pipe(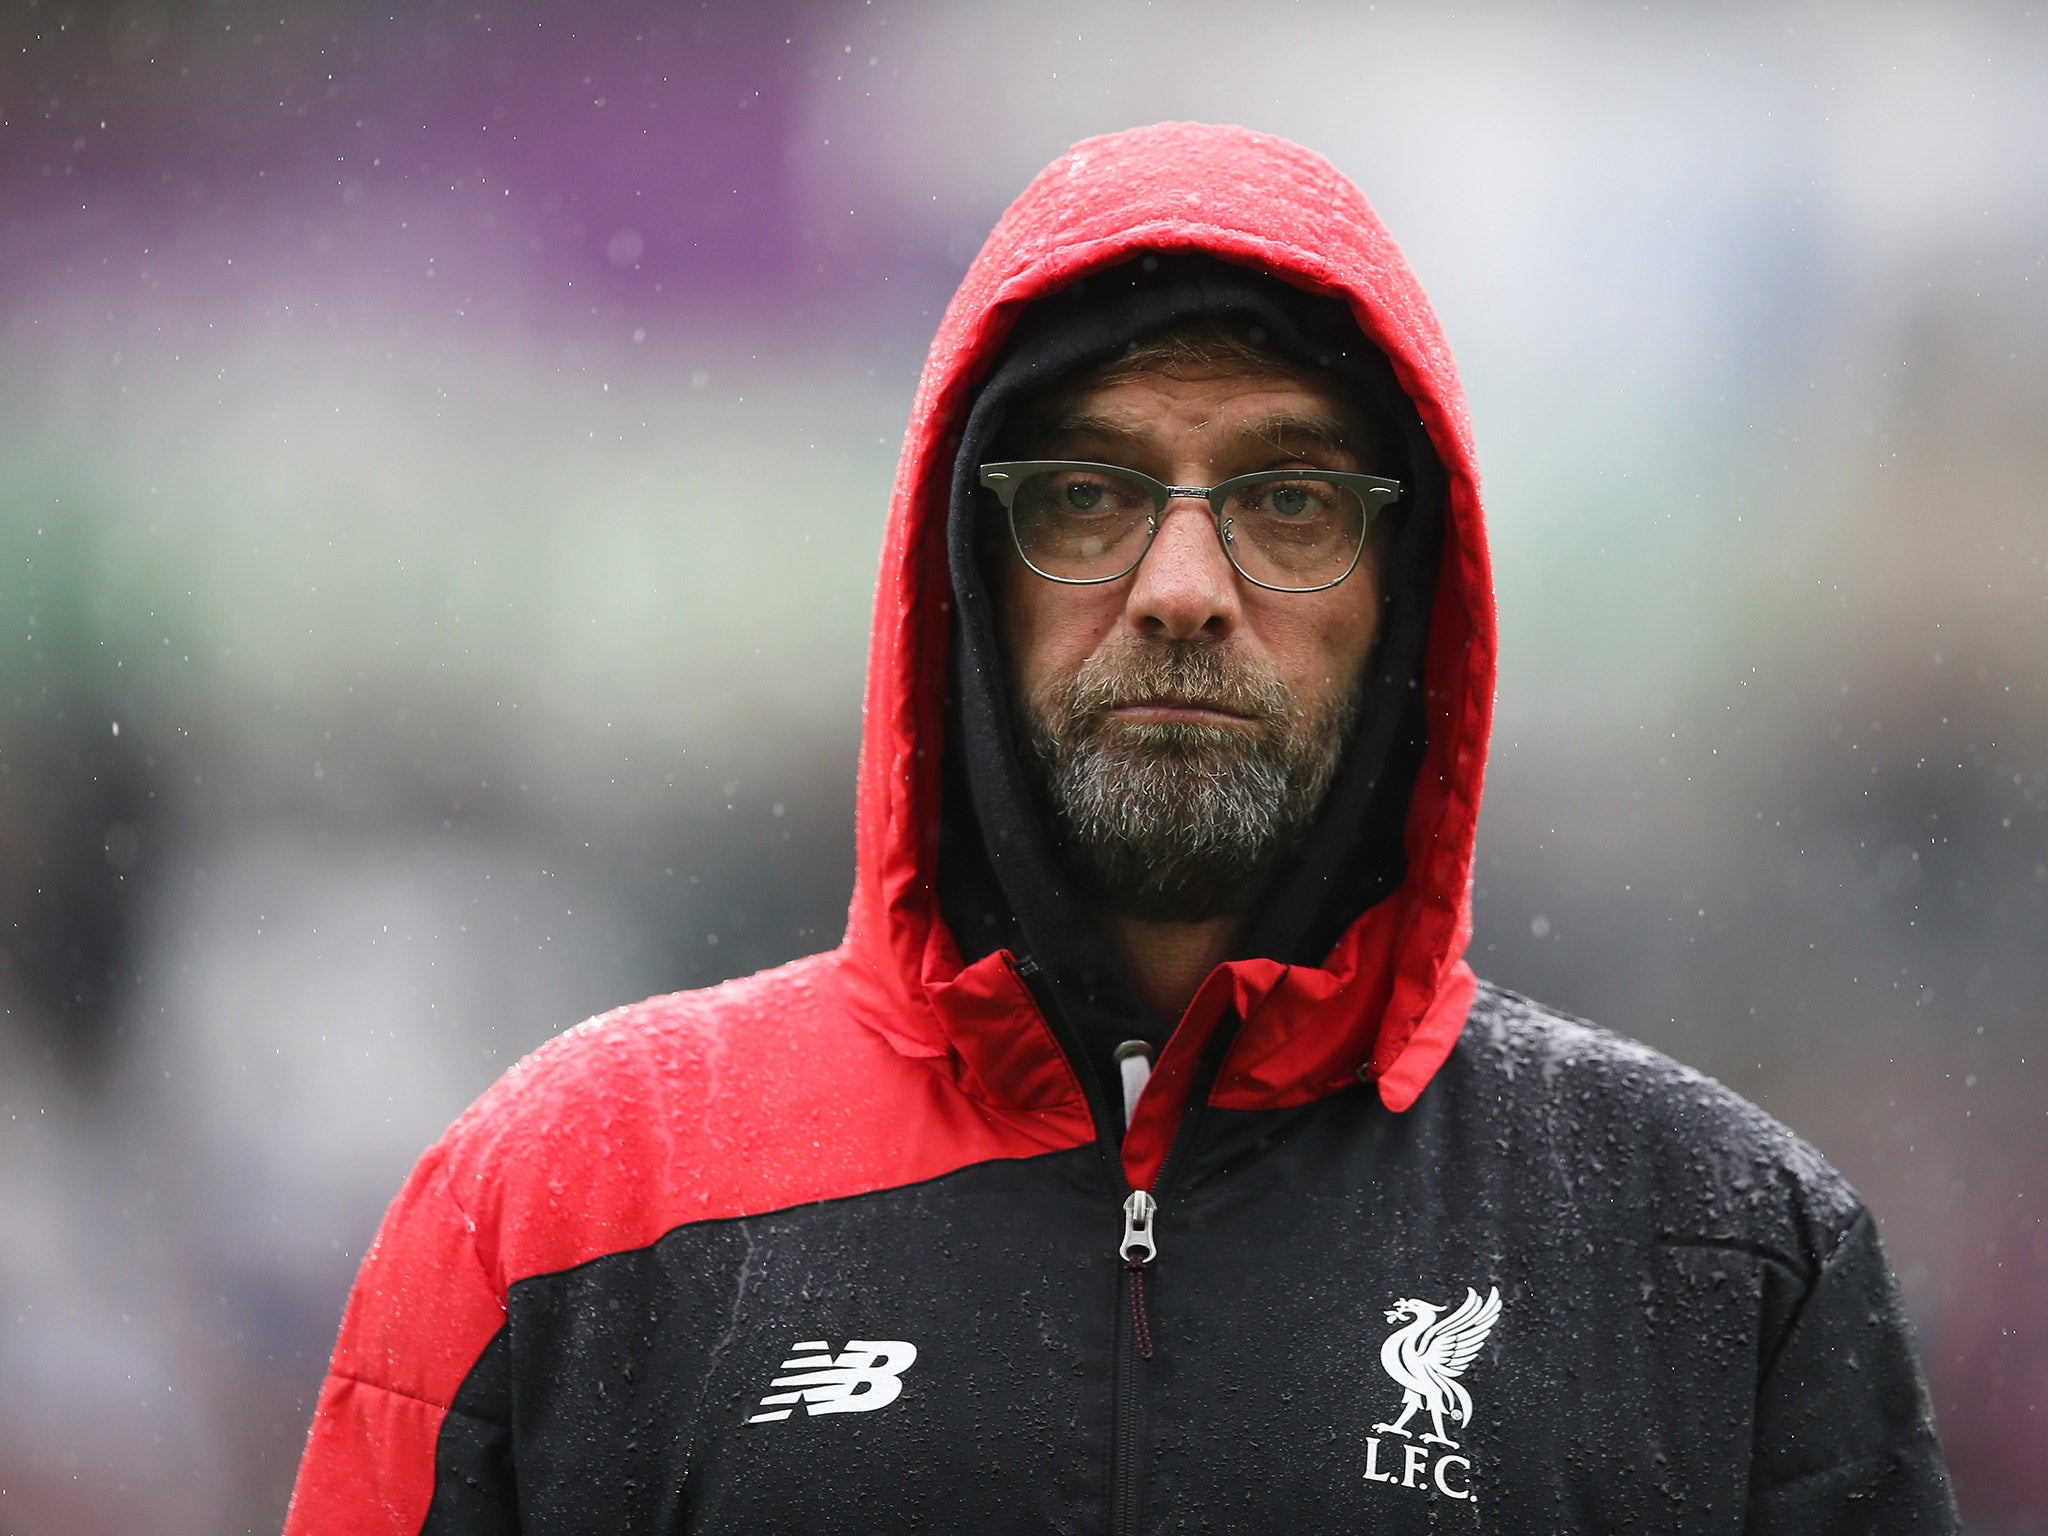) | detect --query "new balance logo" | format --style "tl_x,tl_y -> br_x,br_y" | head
746,1339 -> 918,1423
